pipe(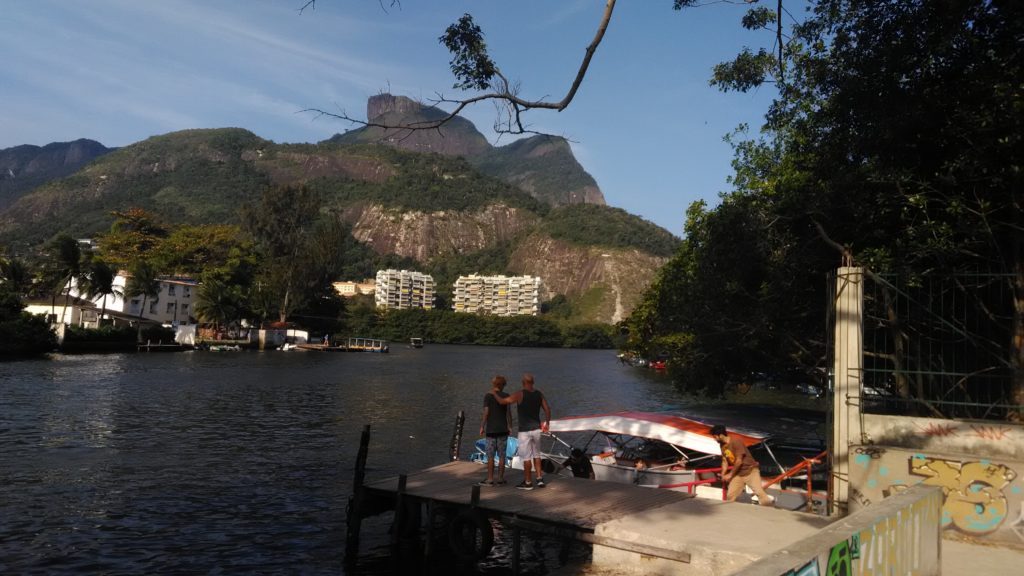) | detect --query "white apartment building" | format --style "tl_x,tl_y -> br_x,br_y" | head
69,272 -> 199,326
374,269 -> 434,310
452,274 -> 542,316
